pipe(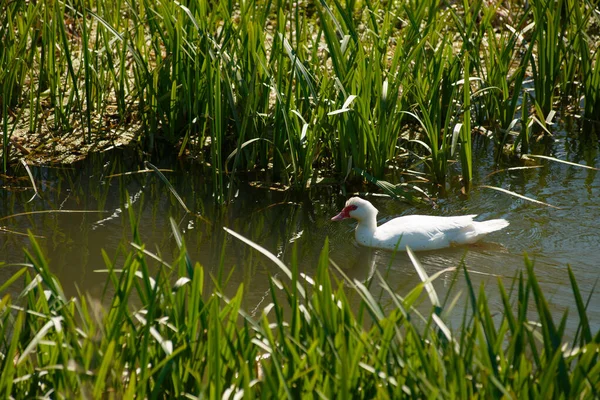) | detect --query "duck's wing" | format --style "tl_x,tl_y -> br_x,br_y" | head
377,215 -> 477,237
374,215 -> 479,250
